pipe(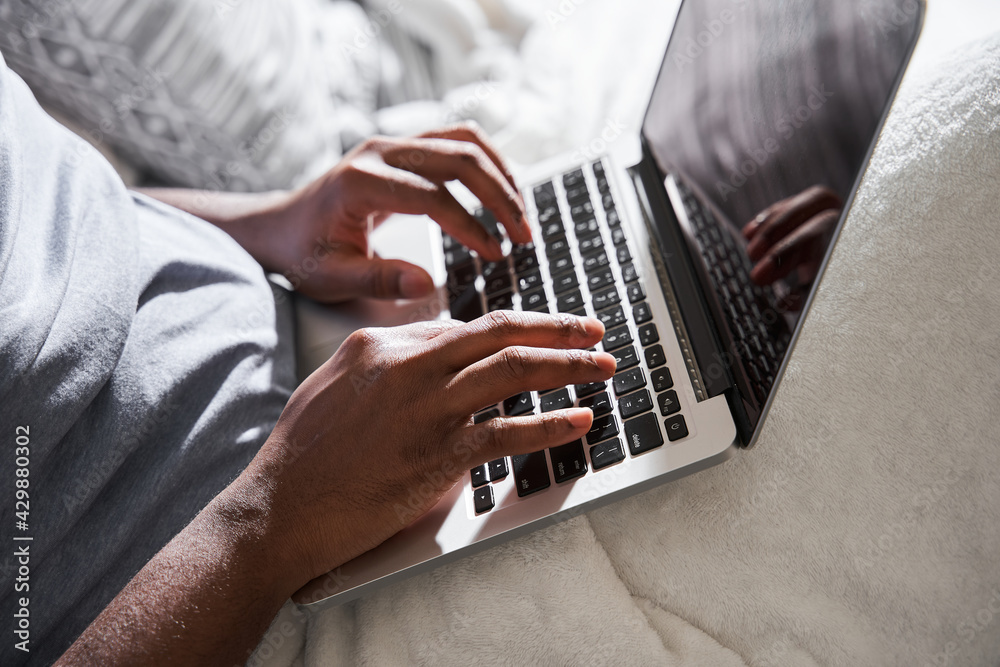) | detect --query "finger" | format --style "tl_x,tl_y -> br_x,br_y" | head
360,164 -> 505,261
448,346 -> 617,415
745,185 -> 842,261
431,310 -> 606,370
383,137 -> 530,245
749,209 -> 840,284
454,408 -> 595,464
353,256 -> 436,300
419,123 -> 521,202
